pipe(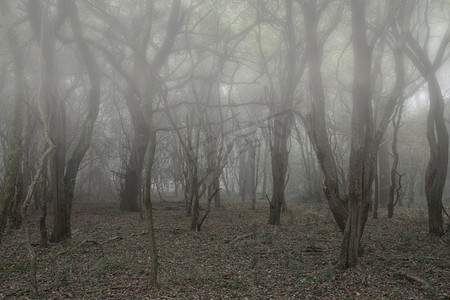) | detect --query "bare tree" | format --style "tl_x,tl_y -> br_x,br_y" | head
60,0 -> 102,239
299,0 -> 406,268
87,0 -> 184,211
267,0 -> 302,225
298,0 -> 347,232
397,0 -> 450,236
